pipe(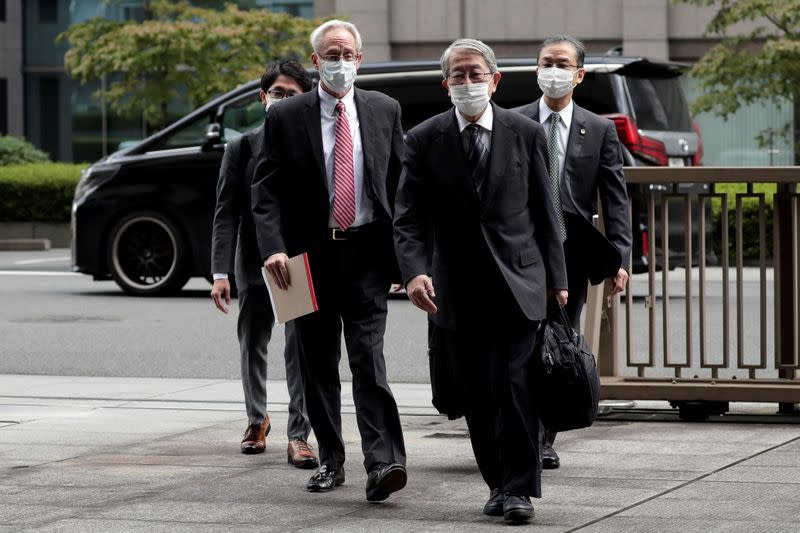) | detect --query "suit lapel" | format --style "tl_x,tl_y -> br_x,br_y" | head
564,104 -> 587,182
353,89 -> 376,187
303,91 -> 326,183
530,99 -> 541,122
481,104 -> 515,209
